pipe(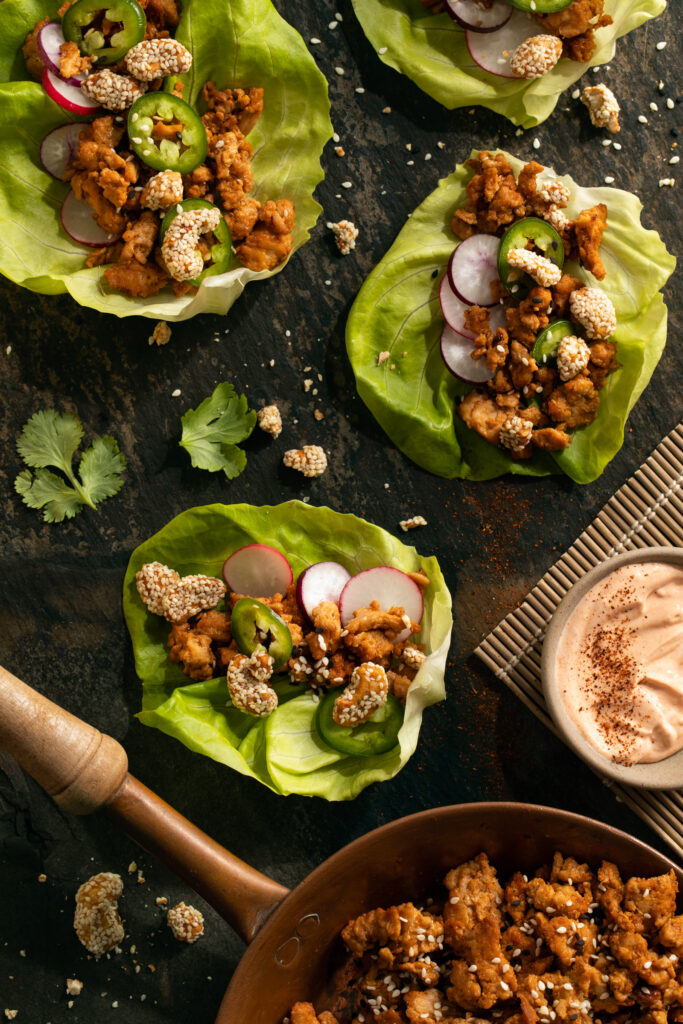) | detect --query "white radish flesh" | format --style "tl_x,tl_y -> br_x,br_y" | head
339,567 -> 424,643
466,10 -> 538,78
445,0 -> 511,32
448,234 -> 500,307
40,123 -> 84,180
222,544 -> 293,598
296,562 -> 352,620
60,190 -> 121,247
439,273 -> 506,339
441,323 -> 494,383
42,67 -> 100,115
37,22 -> 83,84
